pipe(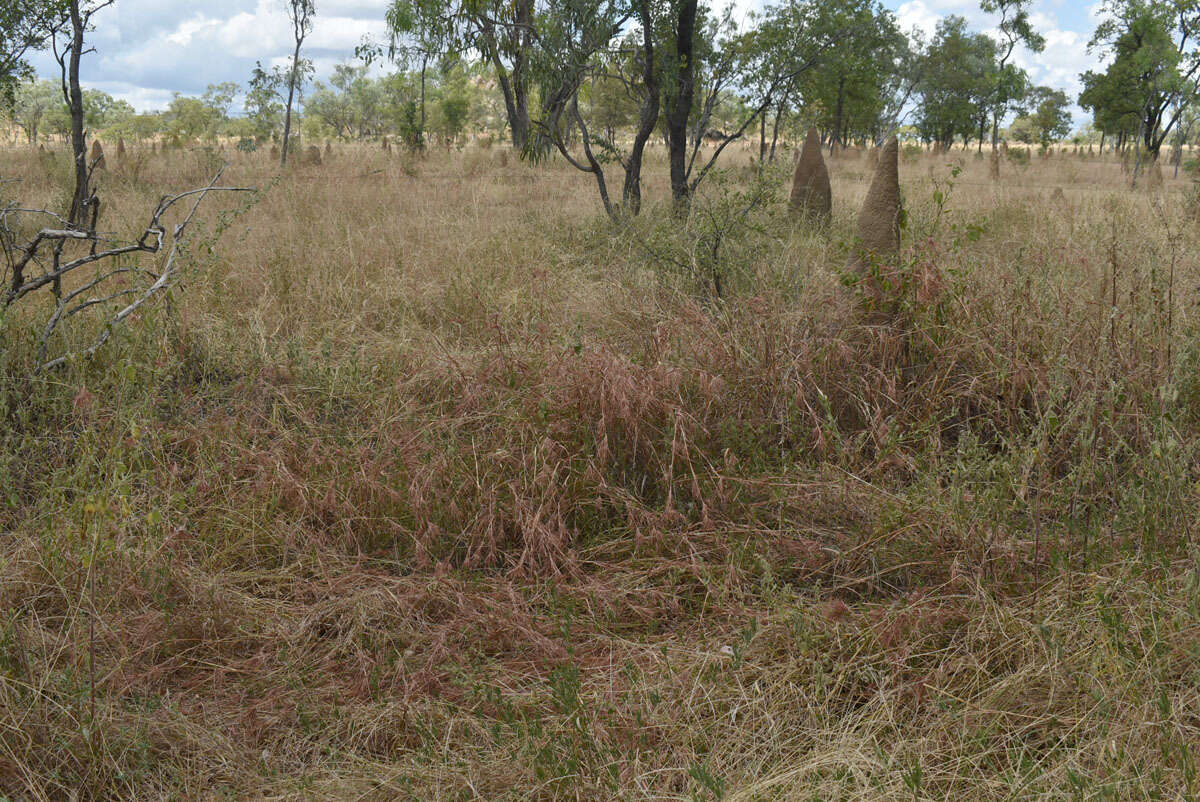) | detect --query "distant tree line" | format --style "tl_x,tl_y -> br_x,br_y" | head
5,0 -> 1200,175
